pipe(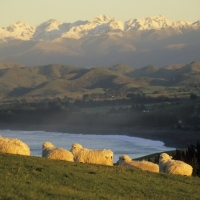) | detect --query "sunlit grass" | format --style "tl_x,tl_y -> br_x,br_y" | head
0,153 -> 200,199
